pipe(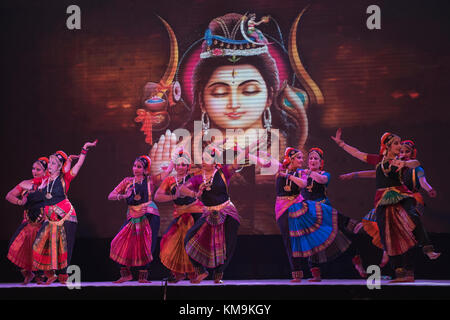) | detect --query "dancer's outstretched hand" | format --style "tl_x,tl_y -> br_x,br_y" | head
331,128 -> 344,146
83,139 -> 98,150
428,189 -> 437,198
